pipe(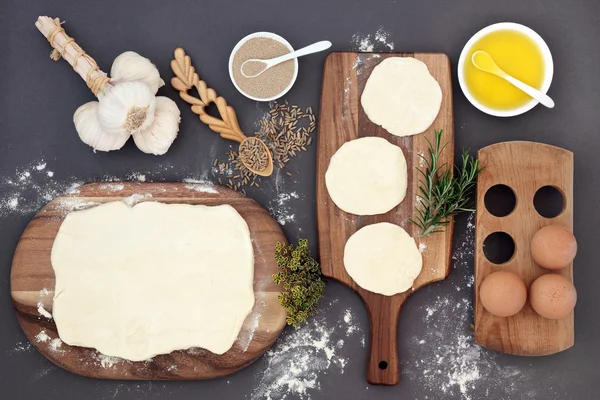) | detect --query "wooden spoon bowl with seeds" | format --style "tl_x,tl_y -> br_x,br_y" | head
170,48 -> 273,177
